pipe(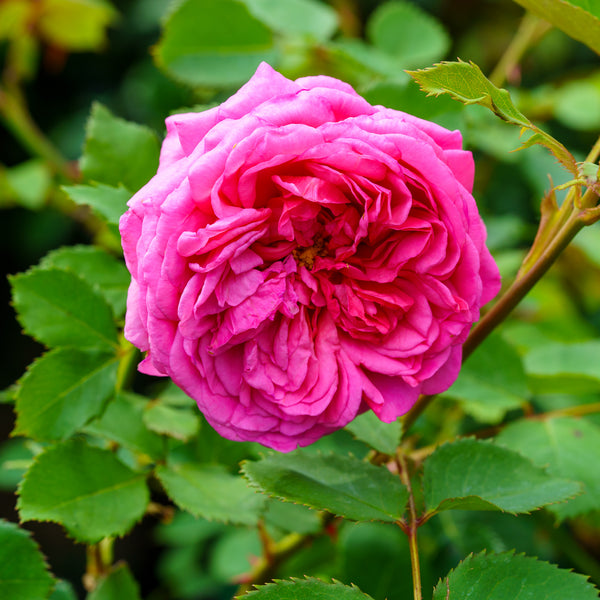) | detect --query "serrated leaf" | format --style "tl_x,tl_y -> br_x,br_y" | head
524,340 -> 600,394
39,245 -> 130,318
243,0 -> 338,41
433,551 -> 600,599
0,519 -> 54,600
18,439 -> 149,543
143,402 -> 200,441
242,452 -> 408,522
153,0 -> 276,87
496,417 -> 600,520
87,563 -> 142,600
14,348 -> 118,441
38,0 -> 117,52
409,60 -> 578,175
367,1 -> 450,68
423,438 -> 580,515
62,184 -> 131,227
80,103 -> 159,192
84,393 -> 165,460
156,463 -> 265,525
344,411 -> 401,455
242,577 -> 376,600
10,267 -> 118,350
513,0 -> 600,55
444,333 -> 528,423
